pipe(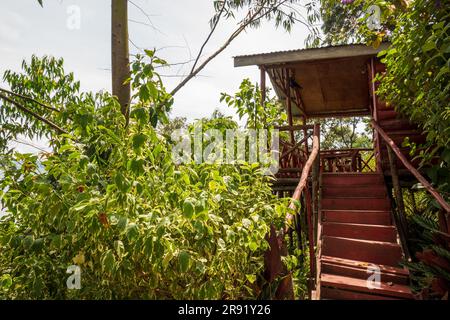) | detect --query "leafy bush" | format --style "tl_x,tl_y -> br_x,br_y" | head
0,54 -> 288,299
